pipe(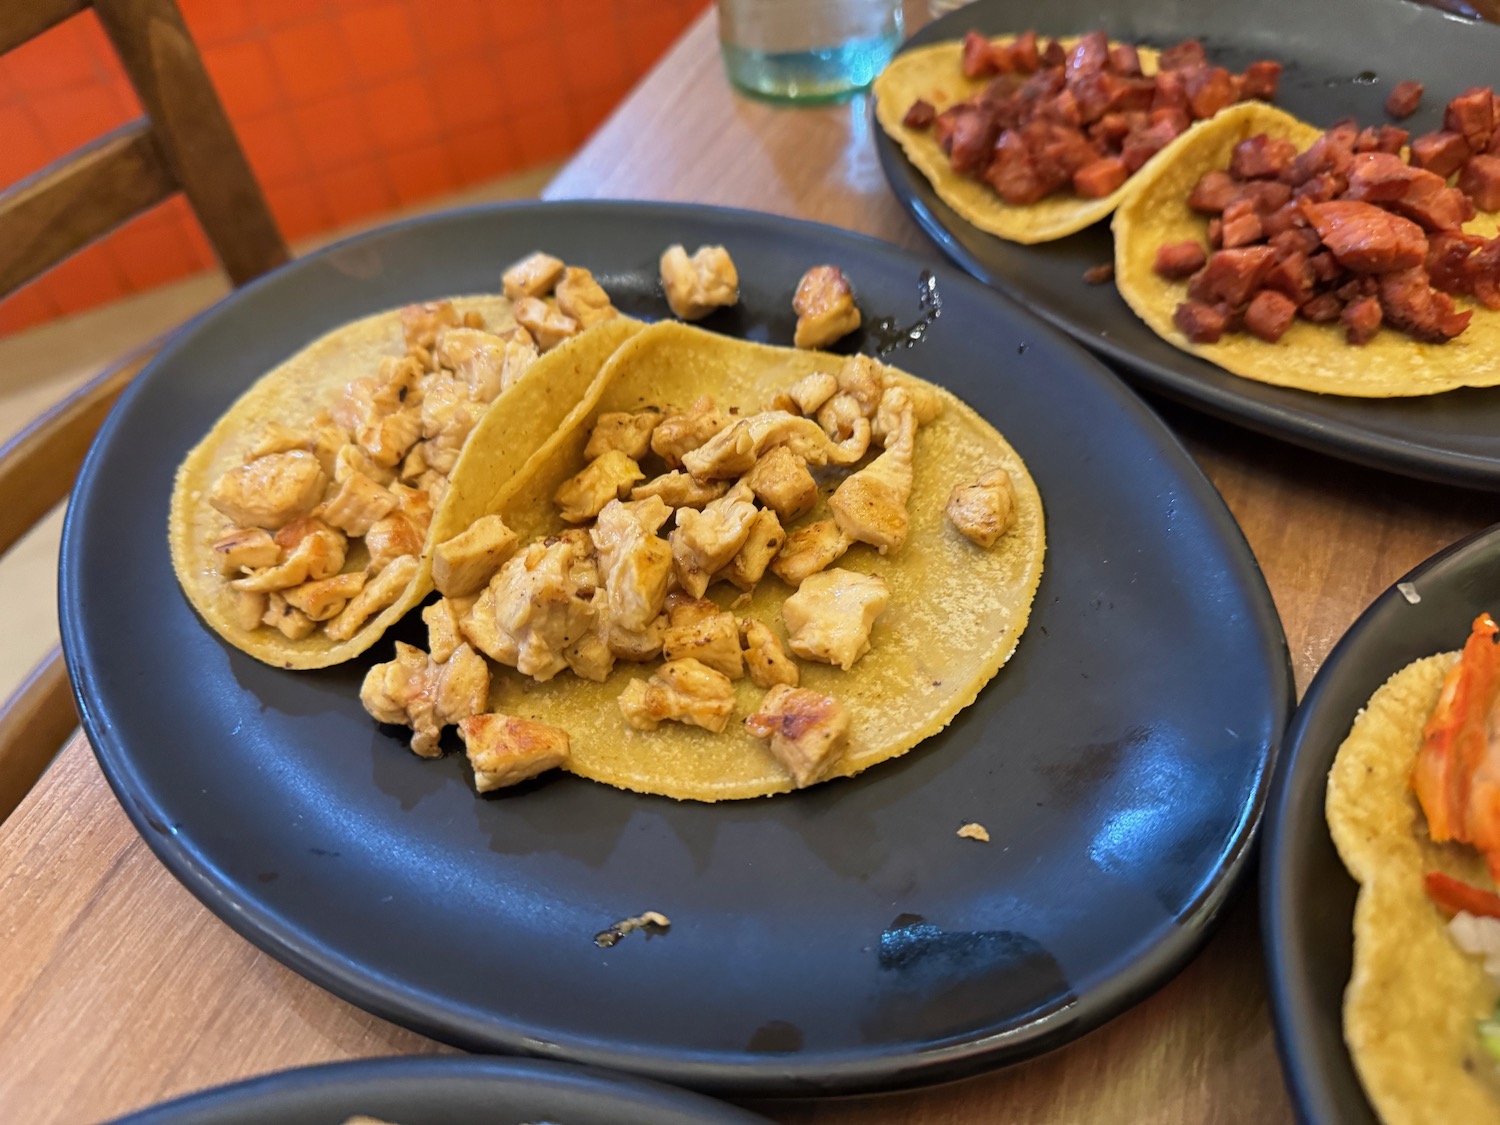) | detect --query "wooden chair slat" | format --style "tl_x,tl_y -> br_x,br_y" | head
93,0 -> 289,286
0,0 -> 88,56
0,121 -> 175,298
0,648 -> 76,823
